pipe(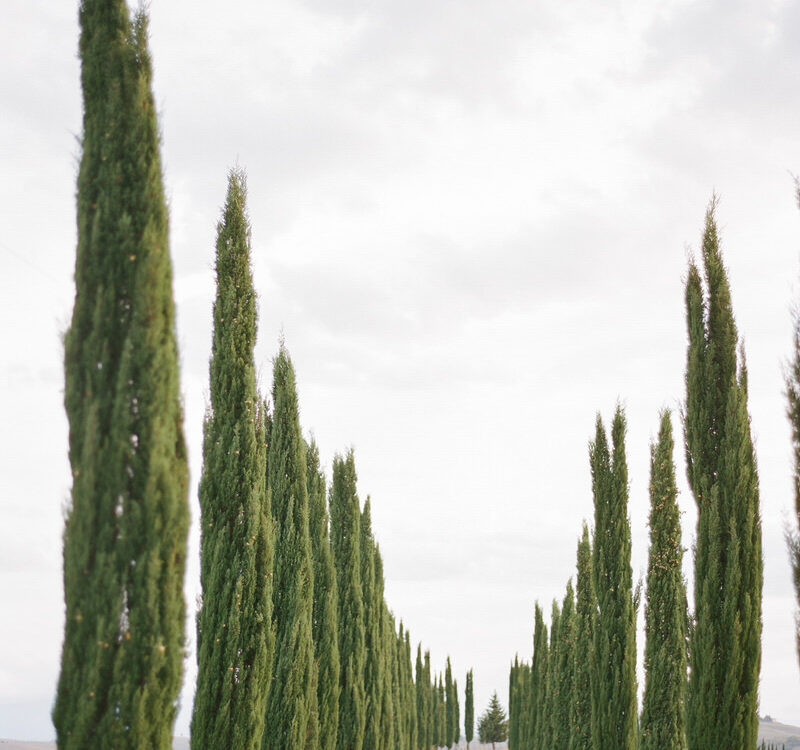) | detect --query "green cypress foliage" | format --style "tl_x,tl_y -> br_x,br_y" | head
452,678 -> 459,747
554,582 -> 576,749
684,202 -> 762,750
264,347 -> 318,750
530,604 -> 549,750
542,600 -> 560,748
590,410 -> 638,750
464,669 -> 474,749
191,171 -> 273,750
361,498 -> 383,750
308,439 -> 341,750
445,658 -> 454,747
641,411 -> 687,750
415,646 -> 426,750
432,674 -> 443,748
569,524 -> 594,750
516,662 -> 530,750
404,631 -> 418,750
424,651 -> 434,749
375,558 -> 393,750
508,657 -> 520,750
390,617 -> 404,750
53,4 -> 188,748
330,451 -> 367,750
